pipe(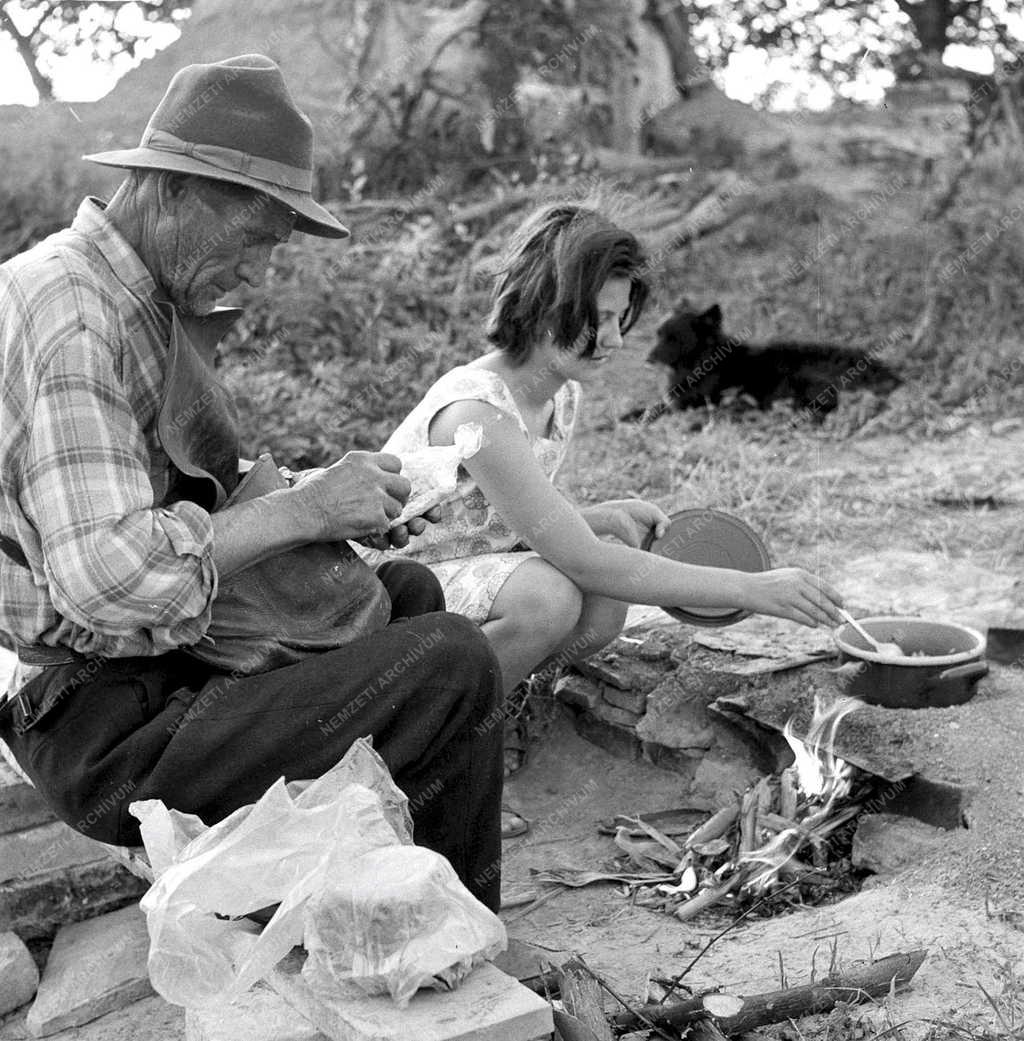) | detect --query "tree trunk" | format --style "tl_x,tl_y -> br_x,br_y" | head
477,4 -> 527,156
644,0 -> 700,94
895,0 -> 954,59
0,4 -> 53,101
608,0 -> 643,153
